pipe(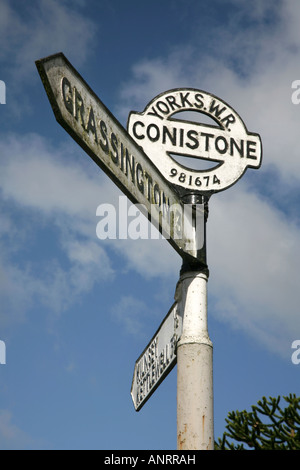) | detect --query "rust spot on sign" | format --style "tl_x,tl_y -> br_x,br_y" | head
177,424 -> 187,450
